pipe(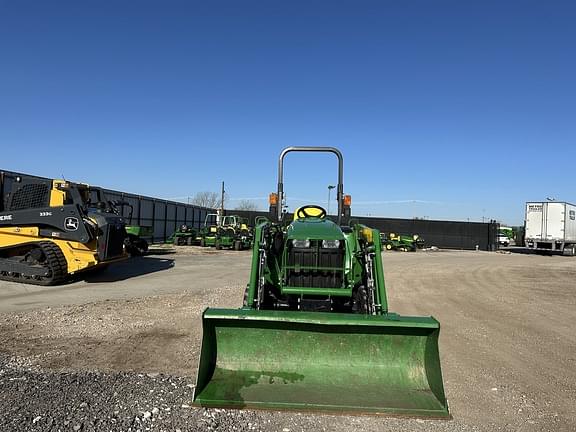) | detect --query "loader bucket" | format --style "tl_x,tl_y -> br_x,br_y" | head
193,308 -> 450,418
